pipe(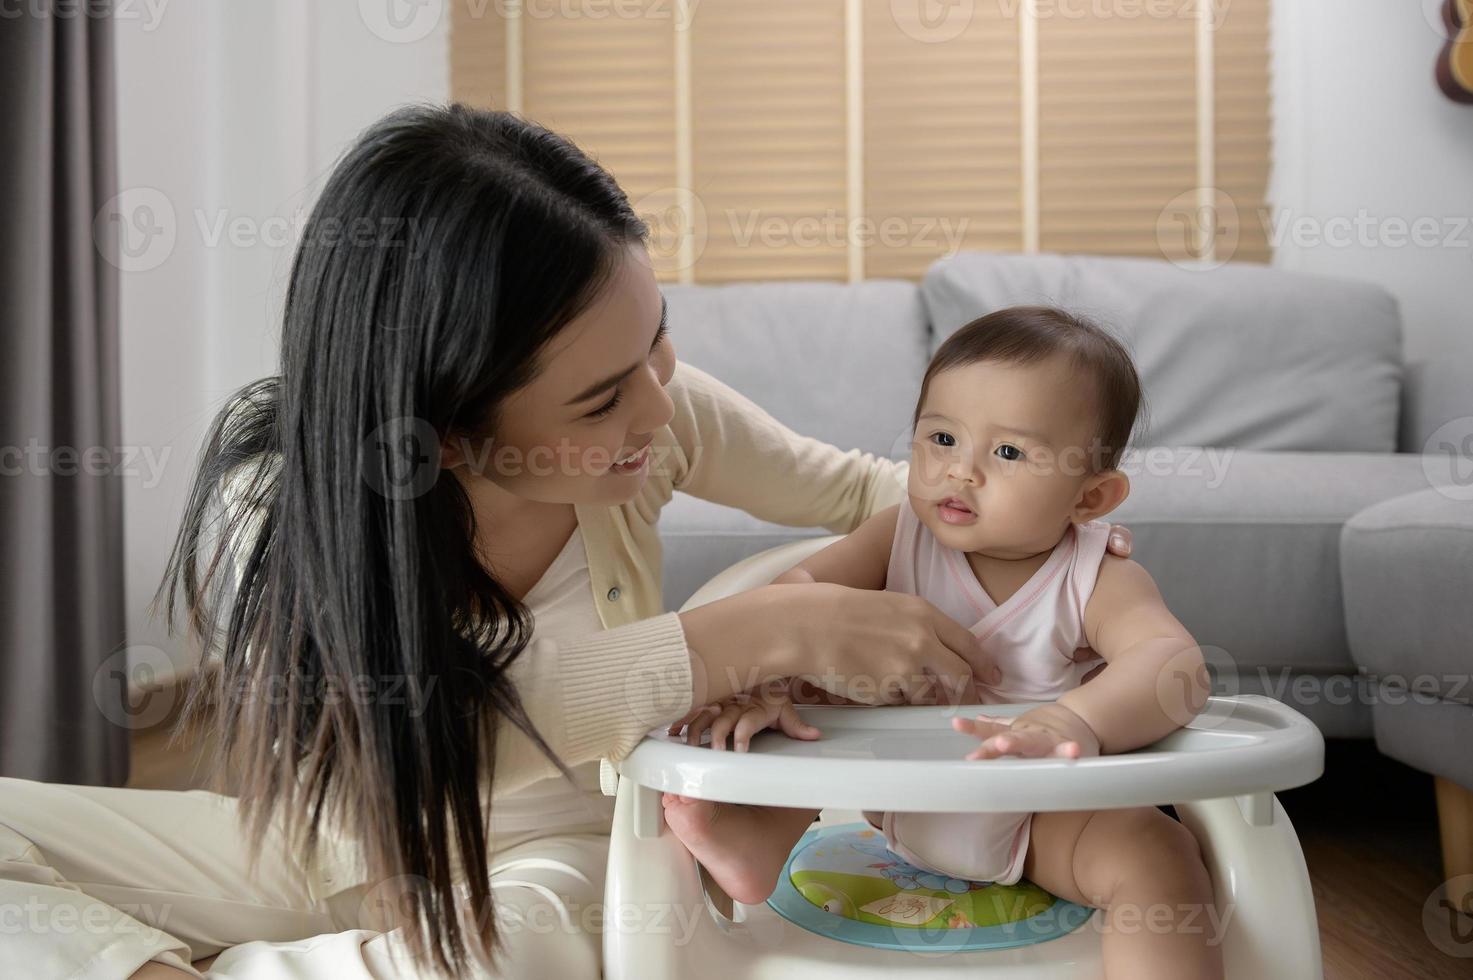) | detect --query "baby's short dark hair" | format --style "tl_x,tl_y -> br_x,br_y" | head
914,305 -> 1143,471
